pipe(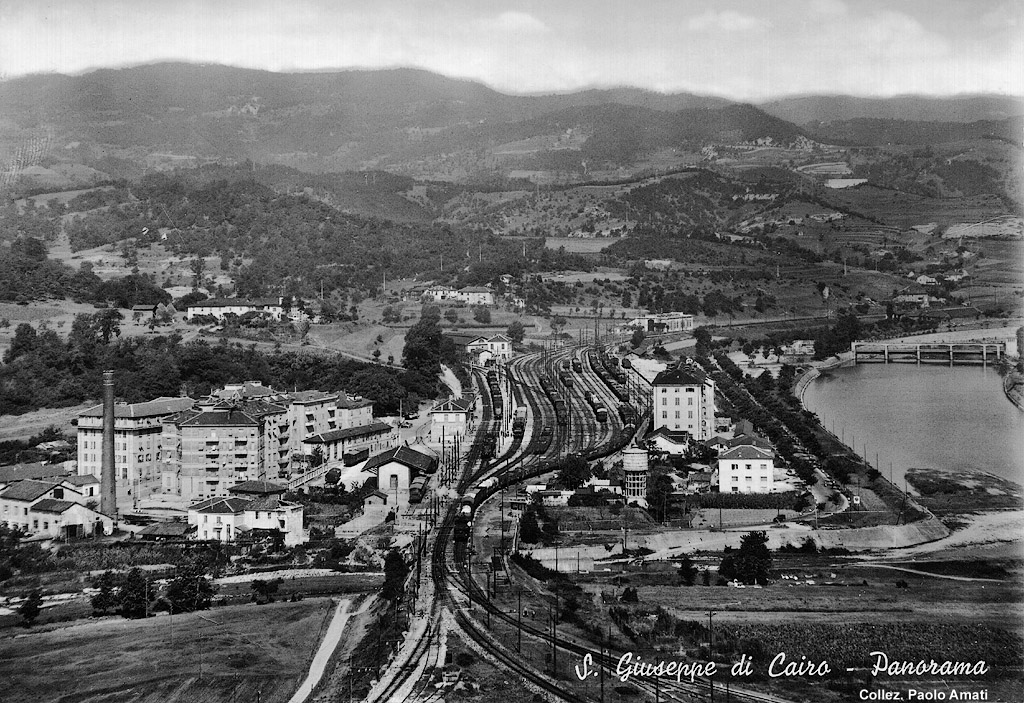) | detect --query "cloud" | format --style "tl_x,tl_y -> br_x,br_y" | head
479,11 -> 549,34
686,10 -> 768,33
